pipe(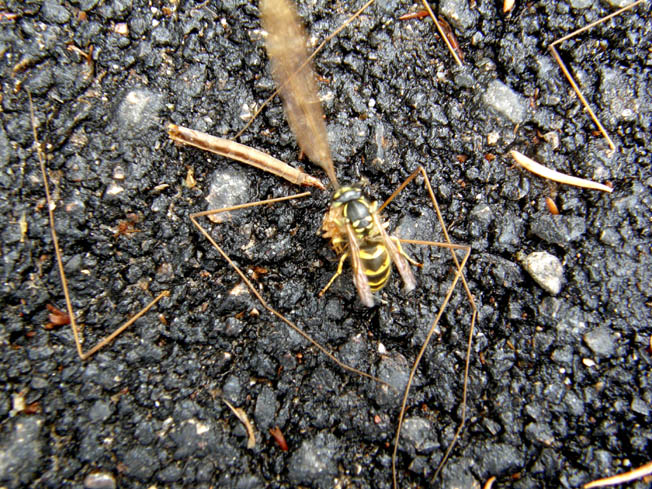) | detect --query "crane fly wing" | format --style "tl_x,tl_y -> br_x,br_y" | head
371,213 -> 416,293
260,0 -> 338,186
345,224 -> 374,307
